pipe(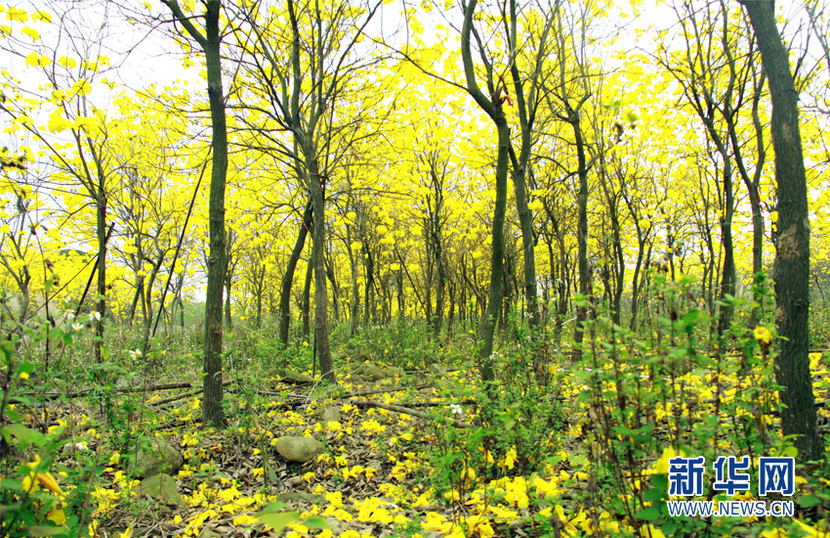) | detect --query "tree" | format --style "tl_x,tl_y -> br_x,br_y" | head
458,0 -> 511,381
160,0 -> 229,428
232,0 -> 383,381
0,2 -> 126,364
740,0 -> 823,461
